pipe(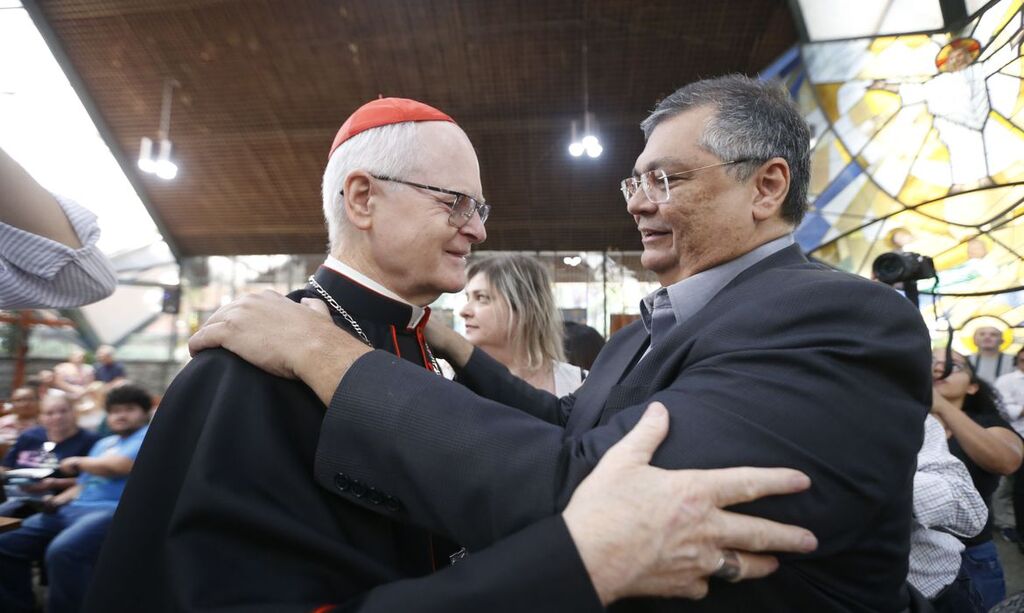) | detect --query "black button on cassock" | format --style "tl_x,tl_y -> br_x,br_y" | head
351,480 -> 368,498
333,473 -> 351,492
368,488 -> 384,505
384,496 -> 402,512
